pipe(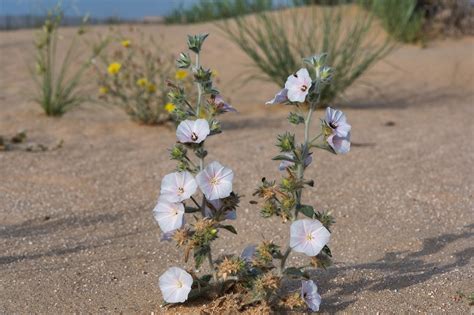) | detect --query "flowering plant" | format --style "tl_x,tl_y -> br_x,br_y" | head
154,35 -> 351,313
90,28 -> 194,125
250,52 -> 351,312
154,33 -> 240,305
